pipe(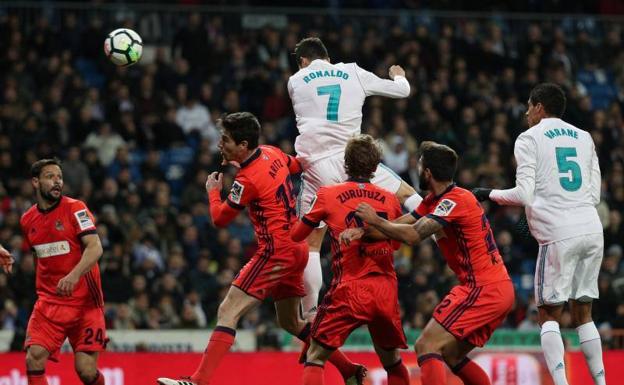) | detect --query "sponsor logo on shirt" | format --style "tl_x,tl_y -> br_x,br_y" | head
33,241 -> 70,258
433,199 -> 456,217
74,209 -> 94,230
229,181 -> 245,204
